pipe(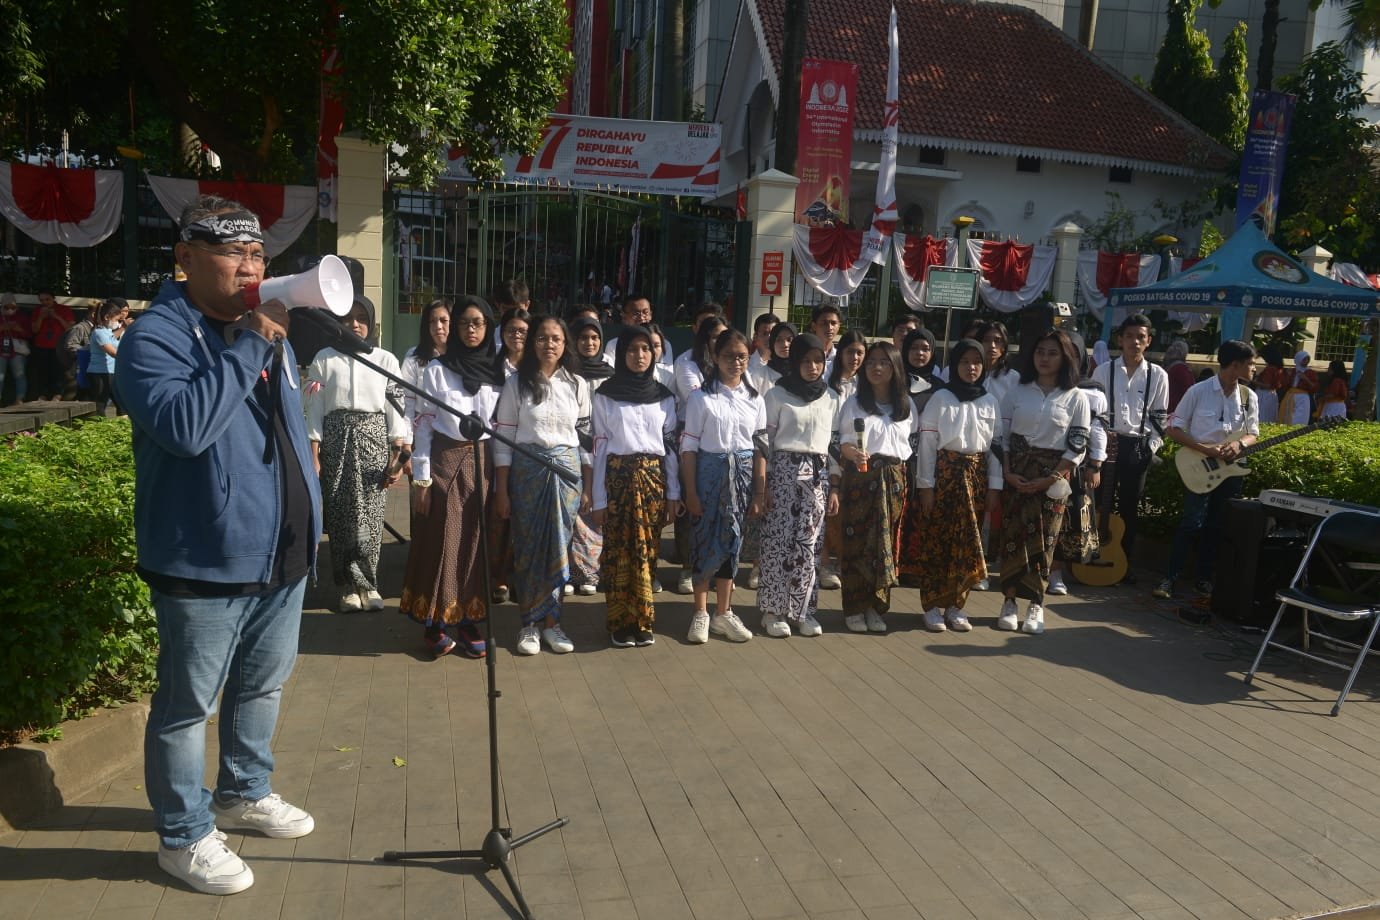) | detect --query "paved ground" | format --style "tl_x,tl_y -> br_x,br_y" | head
5,490 -> 1380,920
